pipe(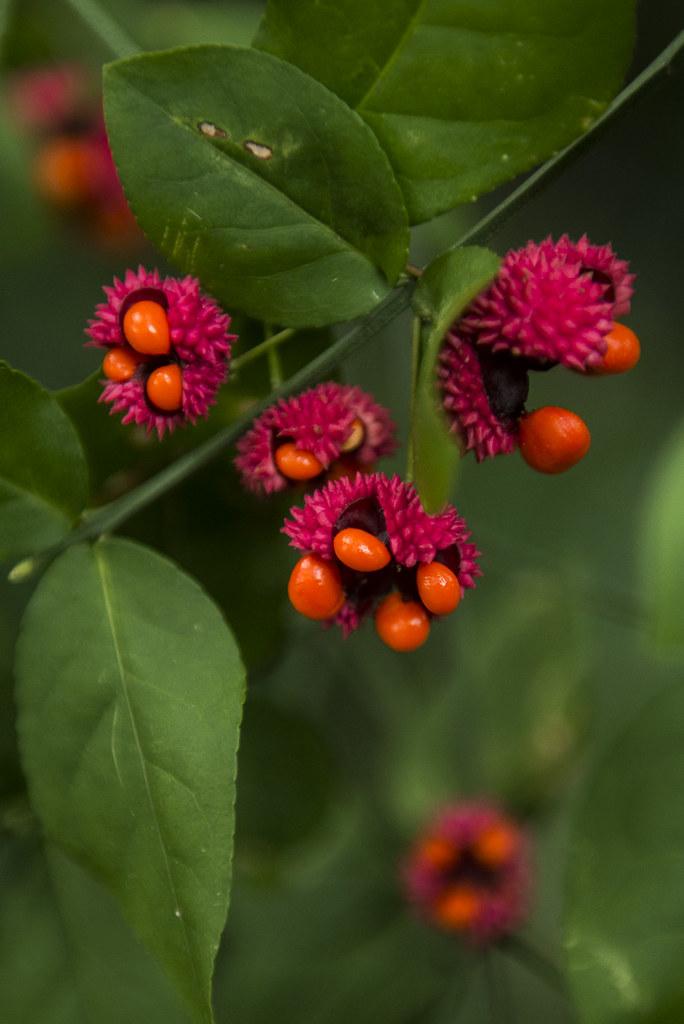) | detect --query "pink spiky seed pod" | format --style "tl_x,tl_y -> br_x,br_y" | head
462,238 -> 614,372
439,330 -> 529,462
86,266 -> 235,438
283,472 -> 480,645
6,63 -> 91,132
552,234 -> 635,319
234,382 -> 396,495
403,802 -> 531,943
